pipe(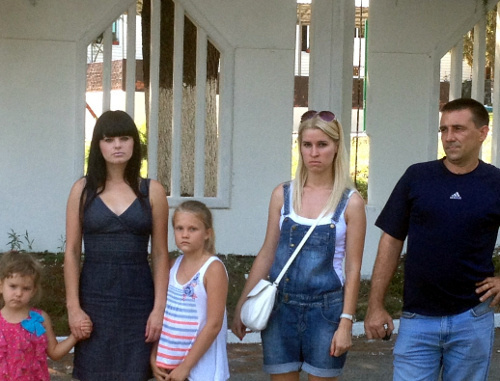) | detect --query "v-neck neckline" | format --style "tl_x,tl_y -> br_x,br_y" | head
97,196 -> 138,217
